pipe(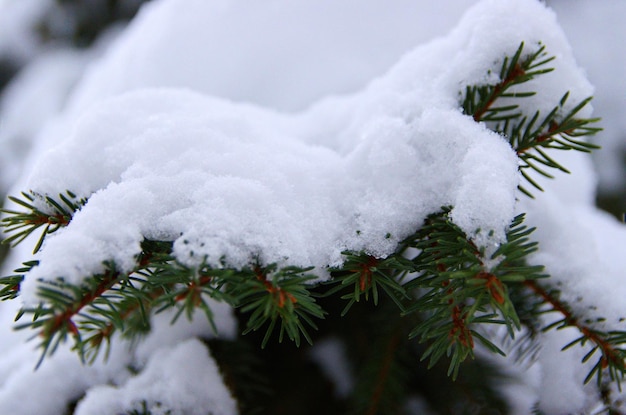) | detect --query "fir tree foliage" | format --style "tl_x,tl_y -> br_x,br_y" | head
1,190 -> 85,253
0,40 -> 622,412
461,42 -> 601,197
402,209 -> 545,380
